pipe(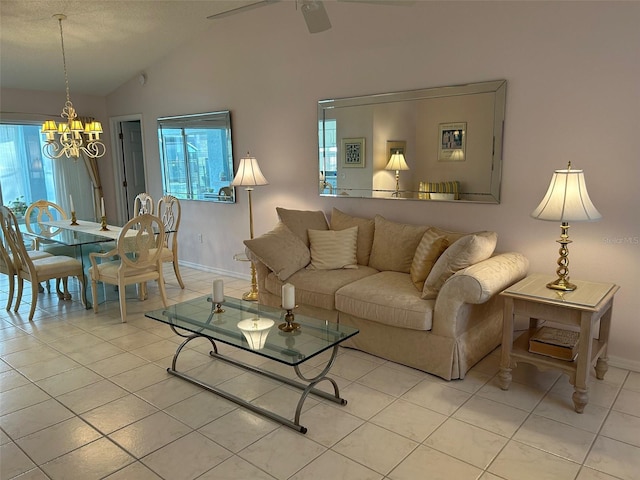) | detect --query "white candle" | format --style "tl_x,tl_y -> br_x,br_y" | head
282,283 -> 295,310
69,194 -> 75,212
213,279 -> 224,303
100,197 -> 105,217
